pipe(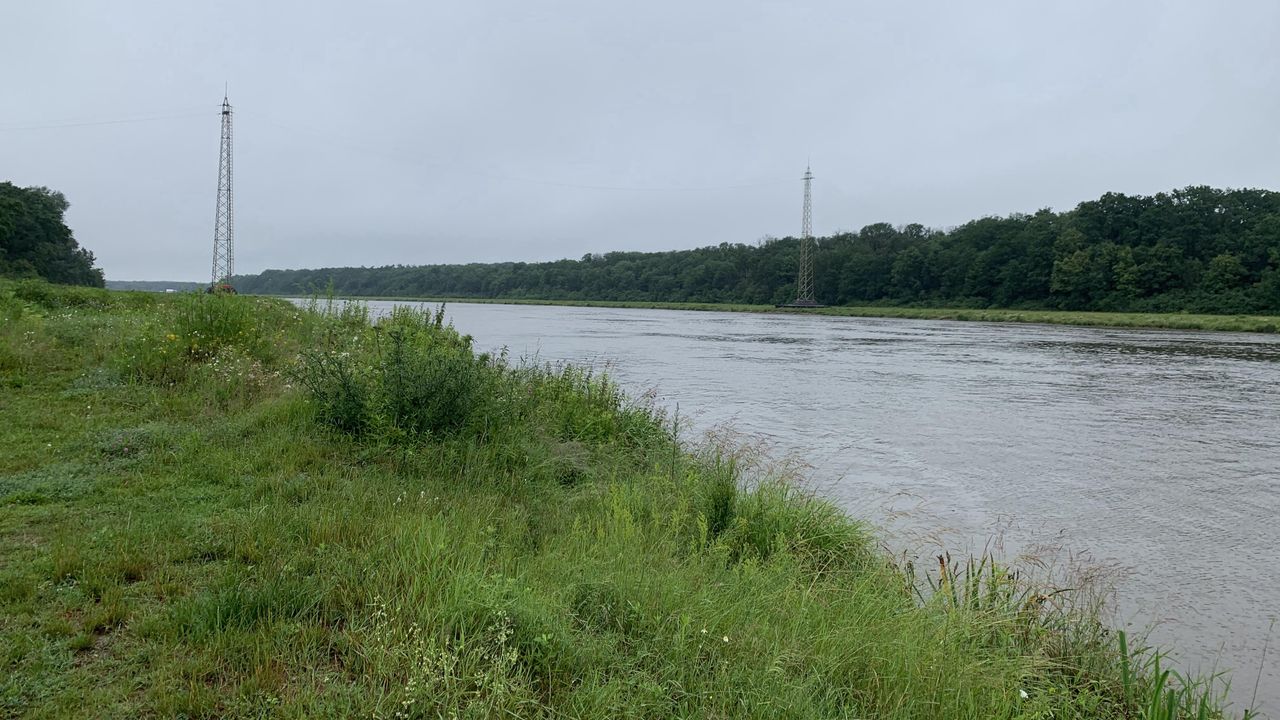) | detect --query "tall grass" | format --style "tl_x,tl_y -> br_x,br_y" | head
0,279 -> 1251,718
